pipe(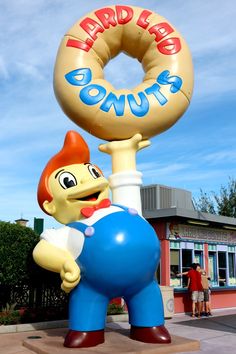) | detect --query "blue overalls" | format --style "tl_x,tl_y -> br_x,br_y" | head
67,205 -> 164,331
